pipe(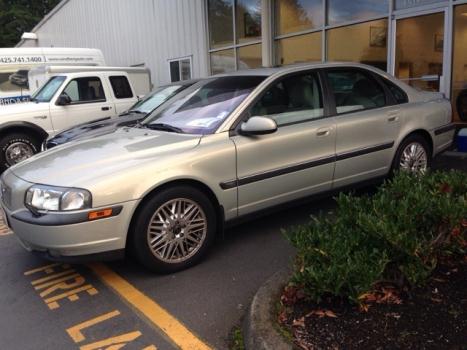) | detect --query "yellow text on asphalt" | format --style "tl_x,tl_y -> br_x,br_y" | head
67,309 -> 158,350
24,263 -> 98,309
88,263 -> 212,350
